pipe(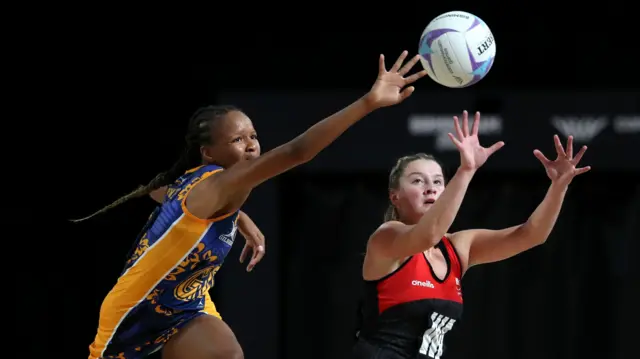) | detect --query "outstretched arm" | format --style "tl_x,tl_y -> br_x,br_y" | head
187,51 -> 427,220
450,135 -> 591,272
367,112 -> 504,260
